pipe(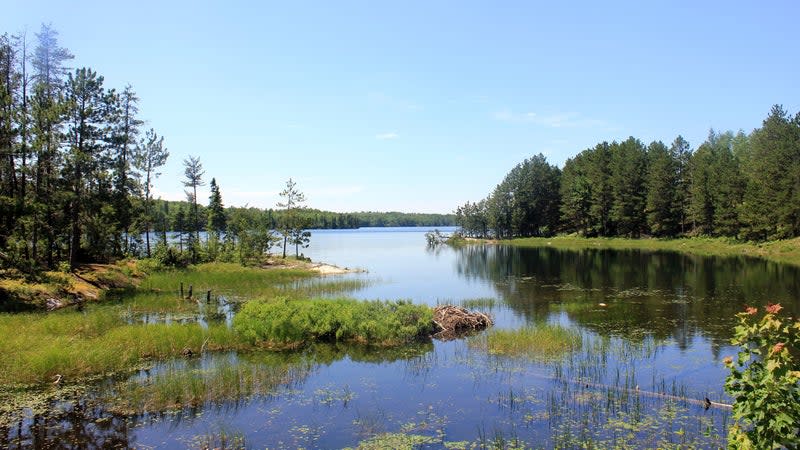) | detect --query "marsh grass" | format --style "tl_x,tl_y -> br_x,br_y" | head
470,325 -> 582,360
139,262 -> 315,297
458,297 -> 497,310
104,354 -> 312,414
280,277 -> 373,298
0,262 -> 365,386
0,307 -> 247,385
234,298 -> 435,348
